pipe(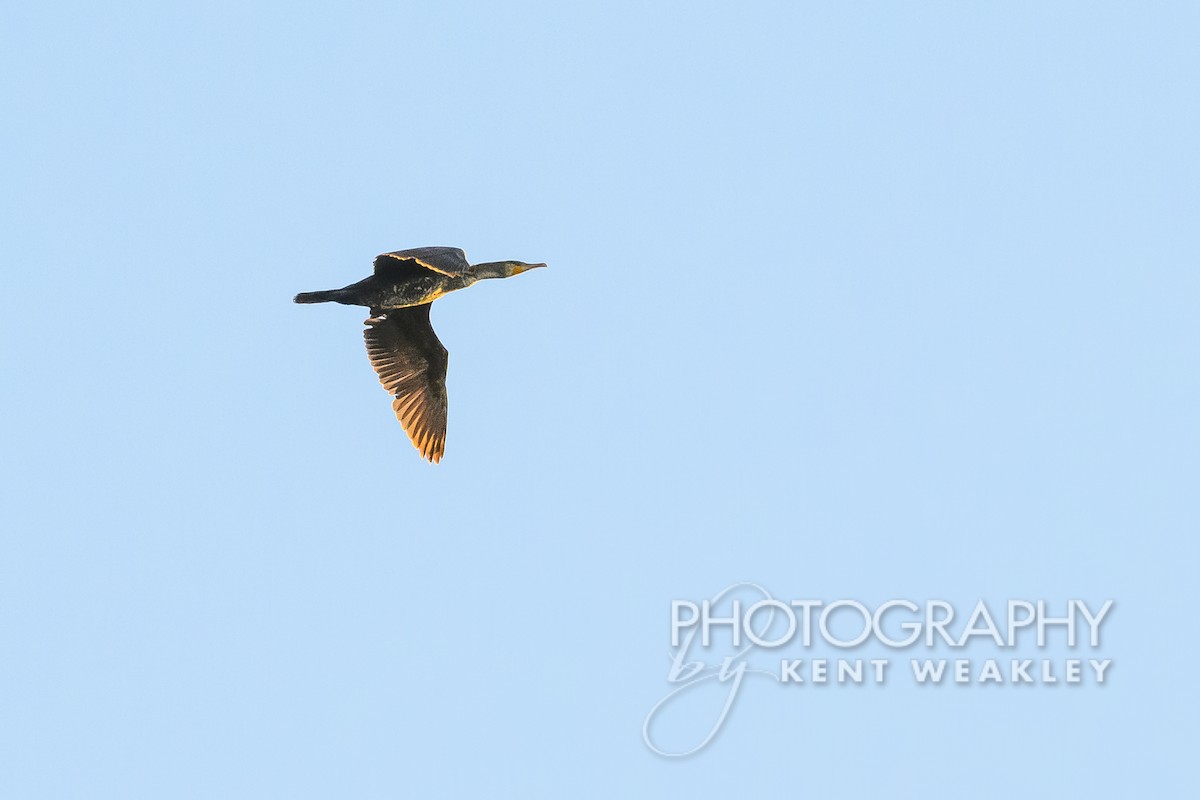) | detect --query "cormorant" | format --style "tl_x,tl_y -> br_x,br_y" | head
295,247 -> 546,463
